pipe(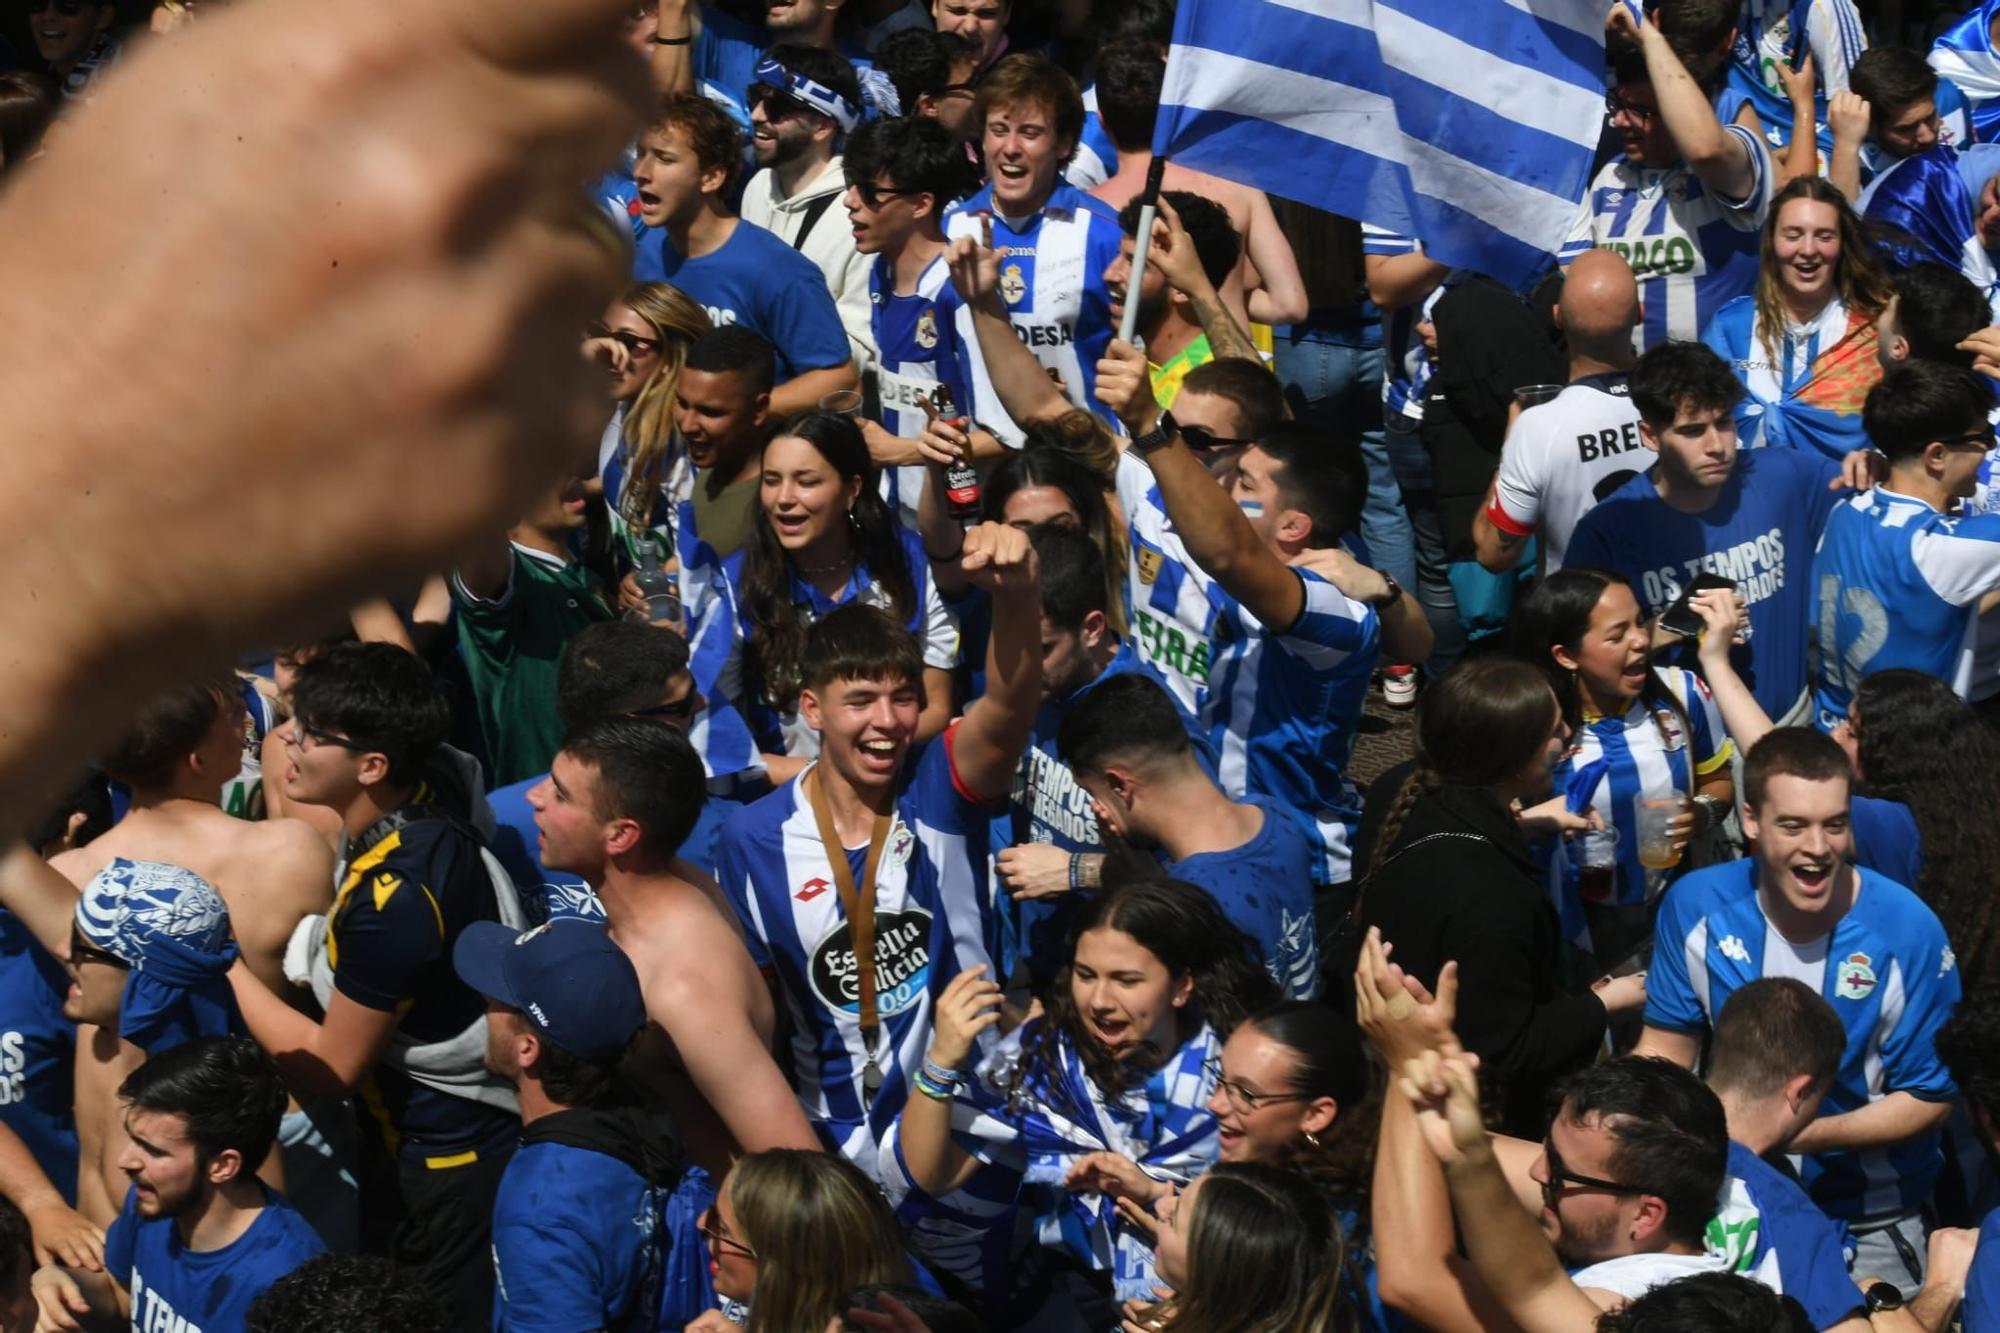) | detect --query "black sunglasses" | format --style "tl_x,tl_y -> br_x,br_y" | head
1938,425 -> 1998,451
1541,1133 -> 1640,1208
628,695 -> 696,724
747,82 -> 811,121
1180,422 -> 1258,452
69,928 -> 127,971
587,323 -> 662,357
849,180 -> 923,211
